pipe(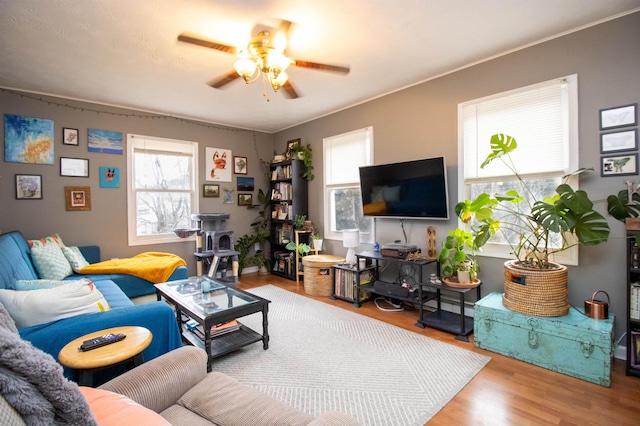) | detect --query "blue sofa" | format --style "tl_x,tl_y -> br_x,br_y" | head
0,230 -> 184,380
70,241 -> 189,299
